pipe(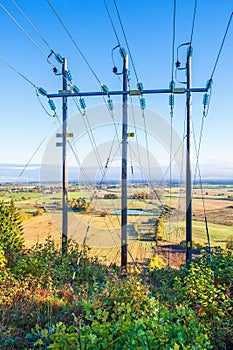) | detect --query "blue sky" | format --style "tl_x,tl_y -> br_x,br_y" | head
0,0 -> 232,180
